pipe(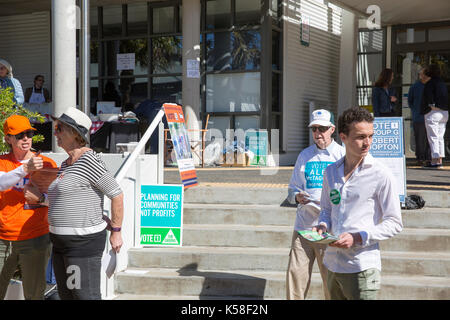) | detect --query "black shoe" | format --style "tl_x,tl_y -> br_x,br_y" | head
423,163 -> 442,168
